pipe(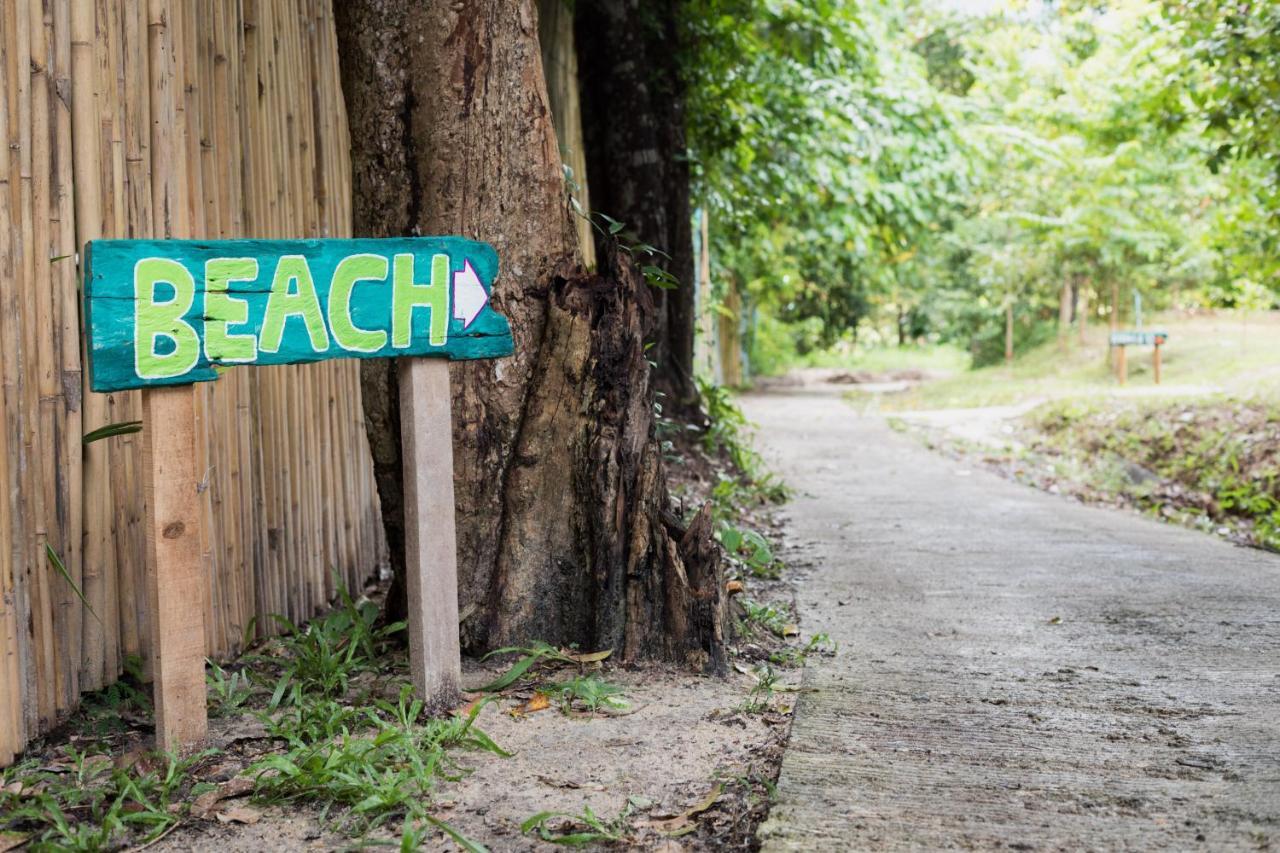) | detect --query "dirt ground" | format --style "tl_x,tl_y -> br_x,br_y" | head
149,659 -> 793,852
743,382 -> 1280,851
